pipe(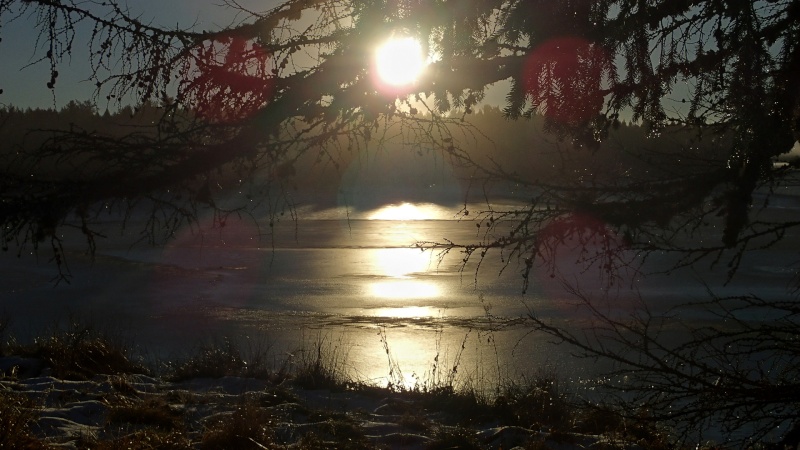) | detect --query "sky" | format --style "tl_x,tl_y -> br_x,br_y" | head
0,0 -> 283,109
0,0 -> 511,111
0,0 -> 521,113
